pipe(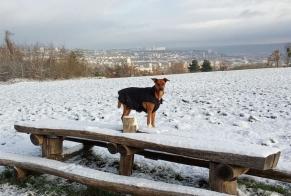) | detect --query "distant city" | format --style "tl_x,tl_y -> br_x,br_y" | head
73,42 -> 291,73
